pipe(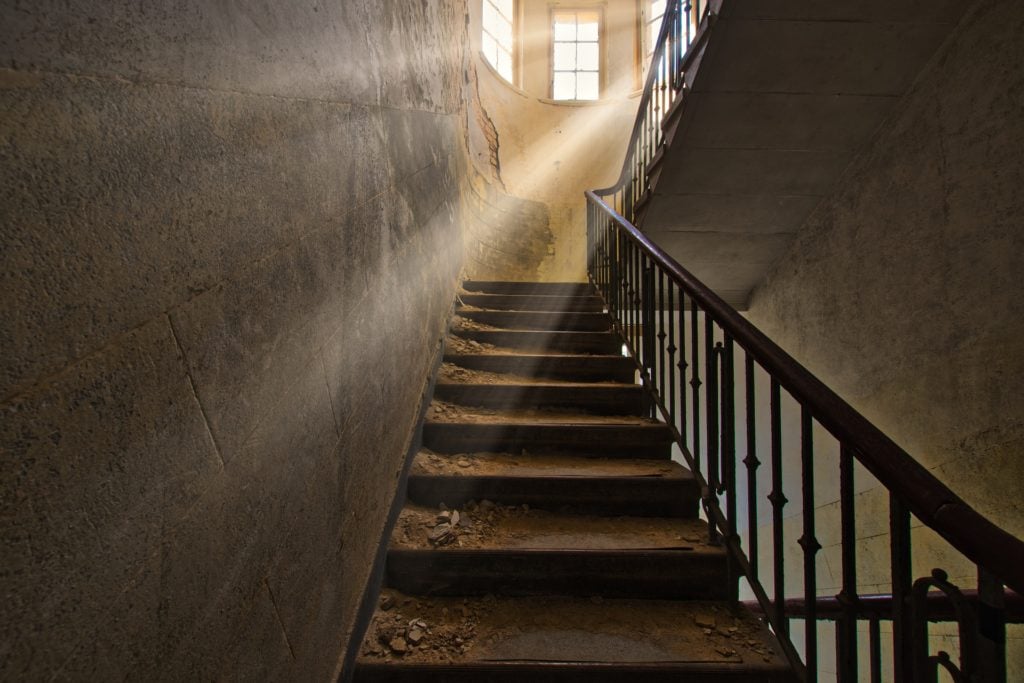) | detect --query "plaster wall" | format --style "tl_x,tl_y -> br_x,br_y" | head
744,0 -> 1024,675
464,0 -> 638,281
1,1 -> 467,679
